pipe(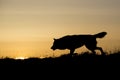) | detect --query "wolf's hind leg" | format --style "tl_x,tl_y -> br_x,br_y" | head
91,50 -> 96,54
96,47 -> 105,55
